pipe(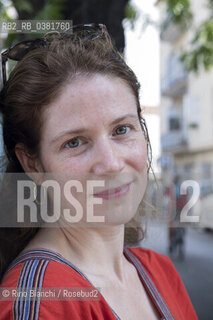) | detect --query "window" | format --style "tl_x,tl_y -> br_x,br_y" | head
169,117 -> 181,130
